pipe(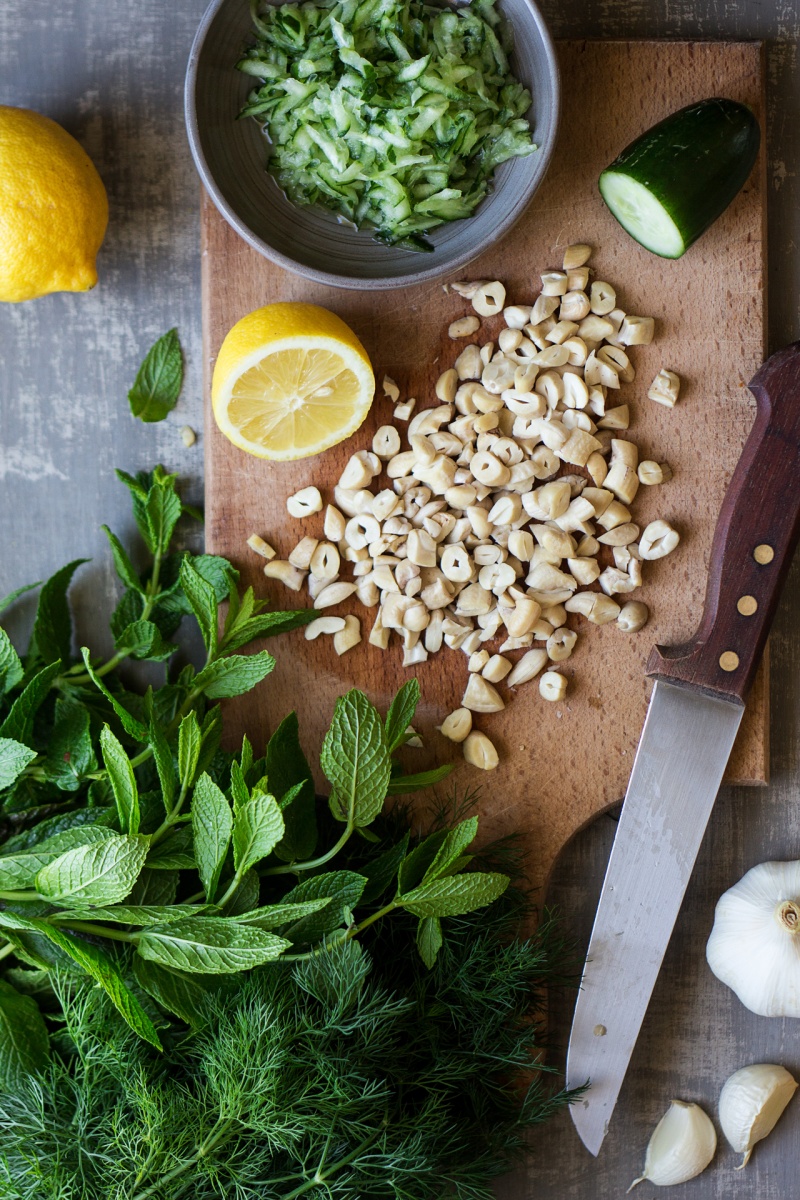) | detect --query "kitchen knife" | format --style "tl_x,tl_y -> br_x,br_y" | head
567,342 -> 800,1156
